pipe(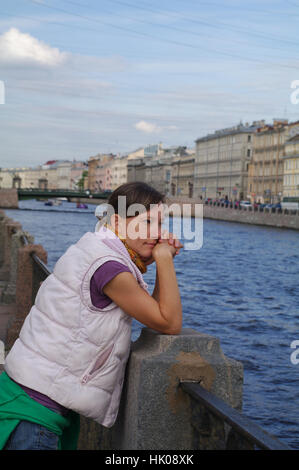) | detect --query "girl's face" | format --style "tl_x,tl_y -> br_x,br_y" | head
117,203 -> 165,259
